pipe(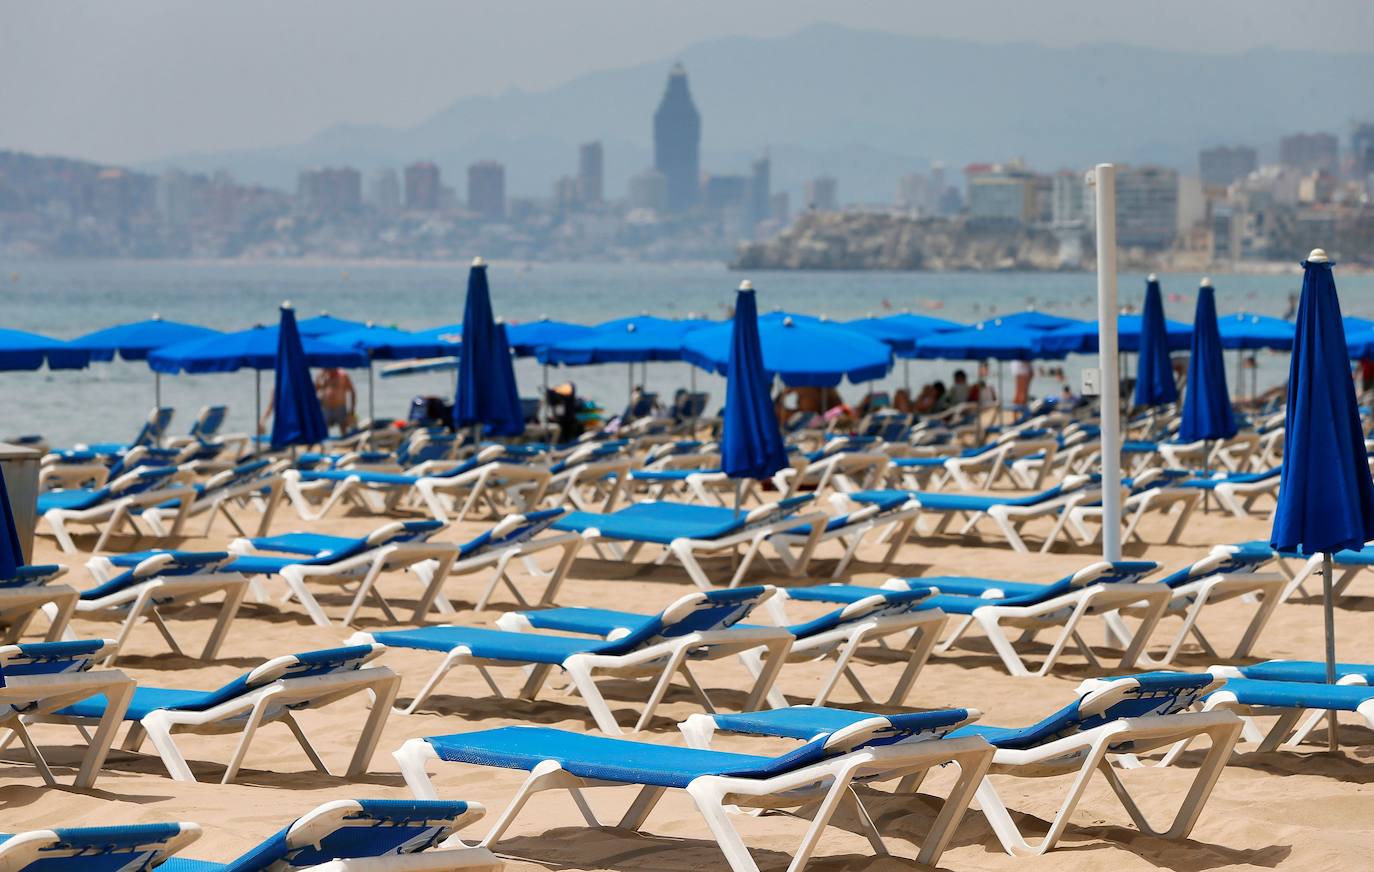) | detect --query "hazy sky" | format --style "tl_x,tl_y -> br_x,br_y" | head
4,0 -> 1372,164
